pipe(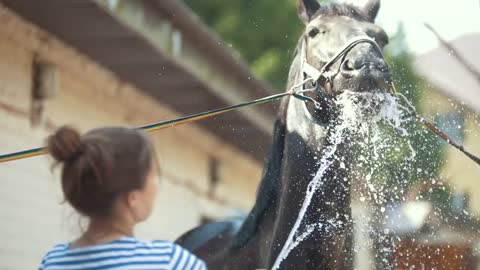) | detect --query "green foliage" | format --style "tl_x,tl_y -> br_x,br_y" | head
183,0 -> 306,91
